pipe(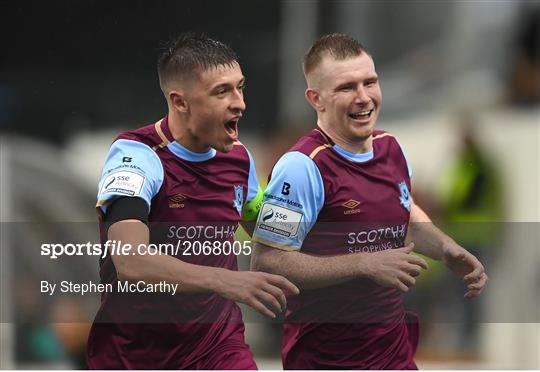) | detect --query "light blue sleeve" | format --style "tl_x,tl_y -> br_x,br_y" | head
96,139 -> 164,213
253,151 -> 324,251
396,140 -> 413,177
245,147 -> 260,203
